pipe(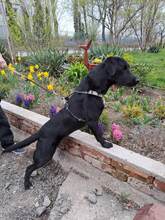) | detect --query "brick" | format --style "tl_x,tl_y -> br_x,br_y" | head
84,155 -> 102,170
102,163 -> 115,174
102,163 -> 128,182
153,179 -> 165,192
110,160 -> 124,170
123,165 -> 154,184
81,145 -> 106,161
103,156 -> 112,165
68,147 -> 82,157
112,169 -> 128,182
